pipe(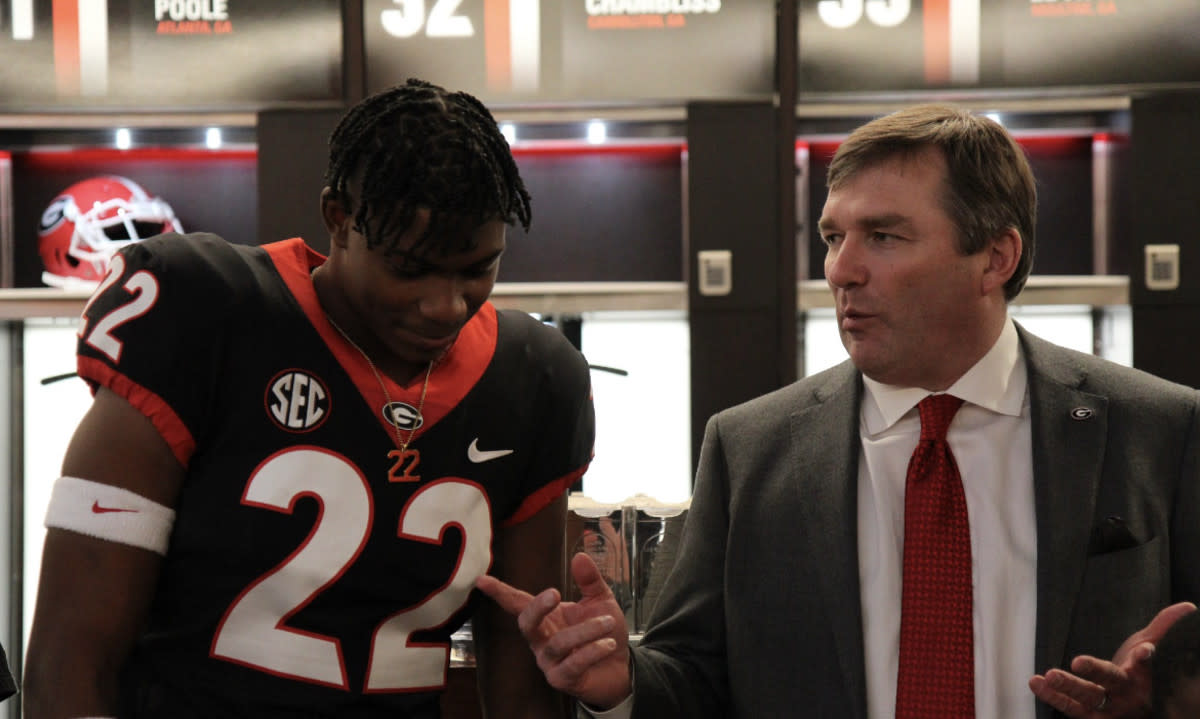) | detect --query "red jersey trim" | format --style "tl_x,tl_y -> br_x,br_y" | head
262,238 -> 498,442
501,462 -> 590,528
77,355 -> 197,468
